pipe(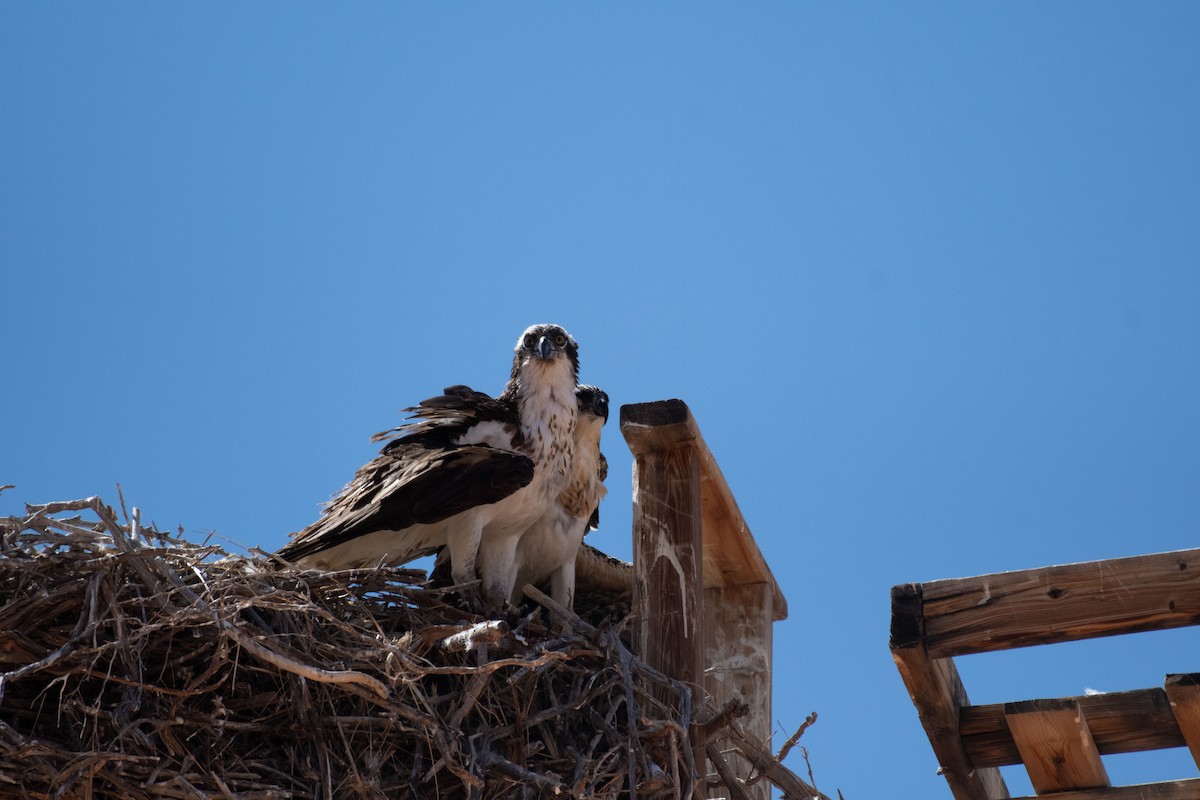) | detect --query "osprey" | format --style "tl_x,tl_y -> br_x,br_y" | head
507,385 -> 609,610
279,323 -> 580,605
